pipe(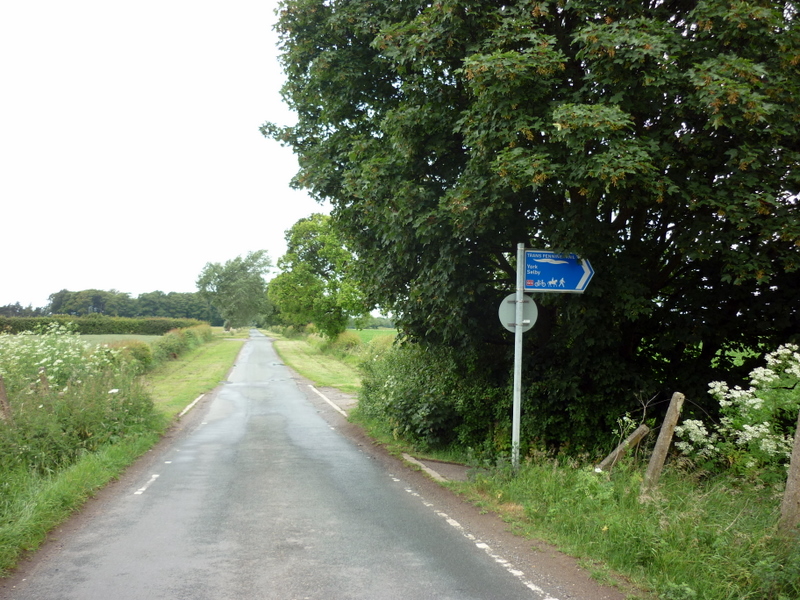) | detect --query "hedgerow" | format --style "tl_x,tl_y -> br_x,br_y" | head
0,315 -> 204,336
358,343 -> 509,452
